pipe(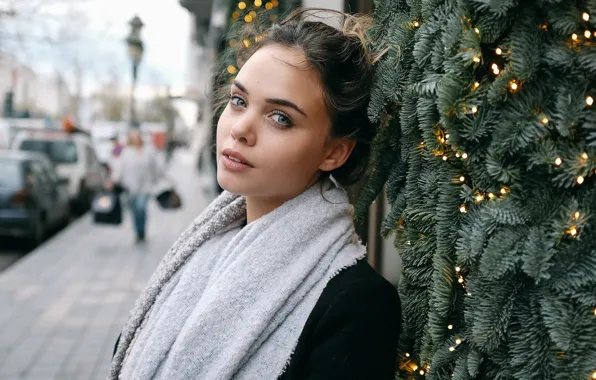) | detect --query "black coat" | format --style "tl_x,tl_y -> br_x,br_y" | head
113,260 -> 401,379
